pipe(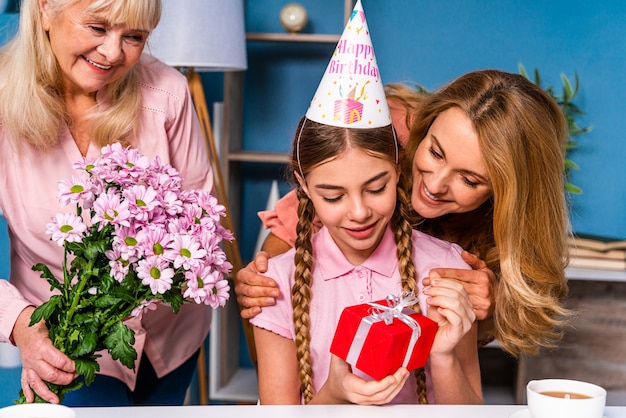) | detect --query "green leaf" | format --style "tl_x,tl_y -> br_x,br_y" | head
75,332 -> 98,357
561,73 -> 573,102
75,357 -> 100,386
94,294 -> 124,308
105,321 -> 137,370
518,62 -> 528,79
32,263 -> 63,292
162,290 -> 184,314
29,295 -> 62,326
518,63 -> 591,195
566,183 -> 582,194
